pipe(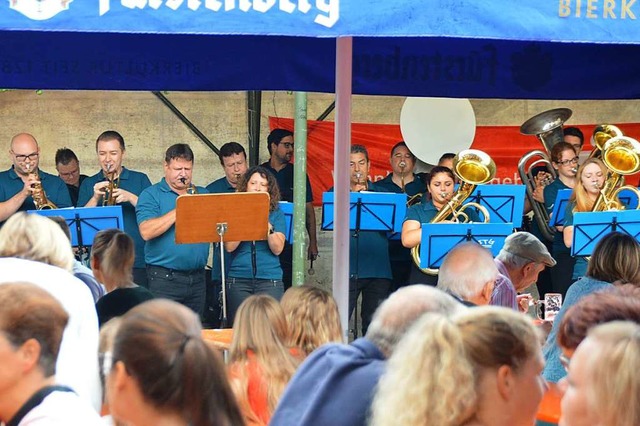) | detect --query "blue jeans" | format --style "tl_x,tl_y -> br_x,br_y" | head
147,265 -> 206,315
227,277 -> 284,325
